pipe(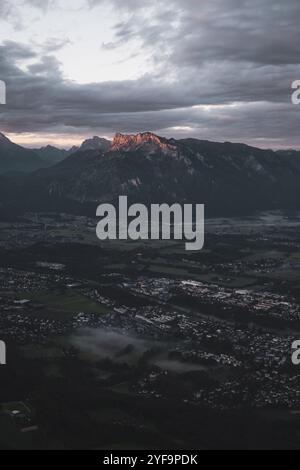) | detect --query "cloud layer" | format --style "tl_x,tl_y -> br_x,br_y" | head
0,0 -> 299,148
